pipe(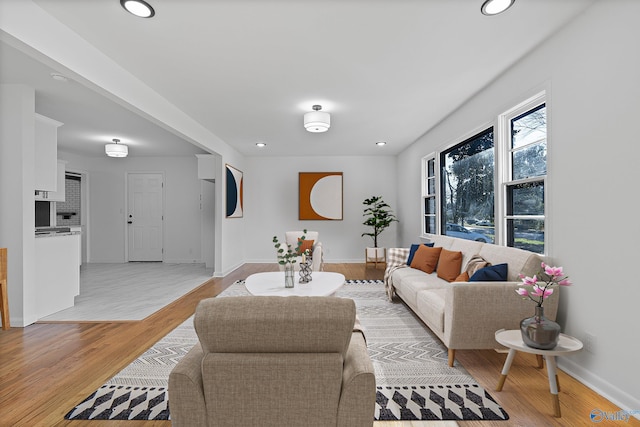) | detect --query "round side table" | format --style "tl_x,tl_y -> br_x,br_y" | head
494,329 -> 583,418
